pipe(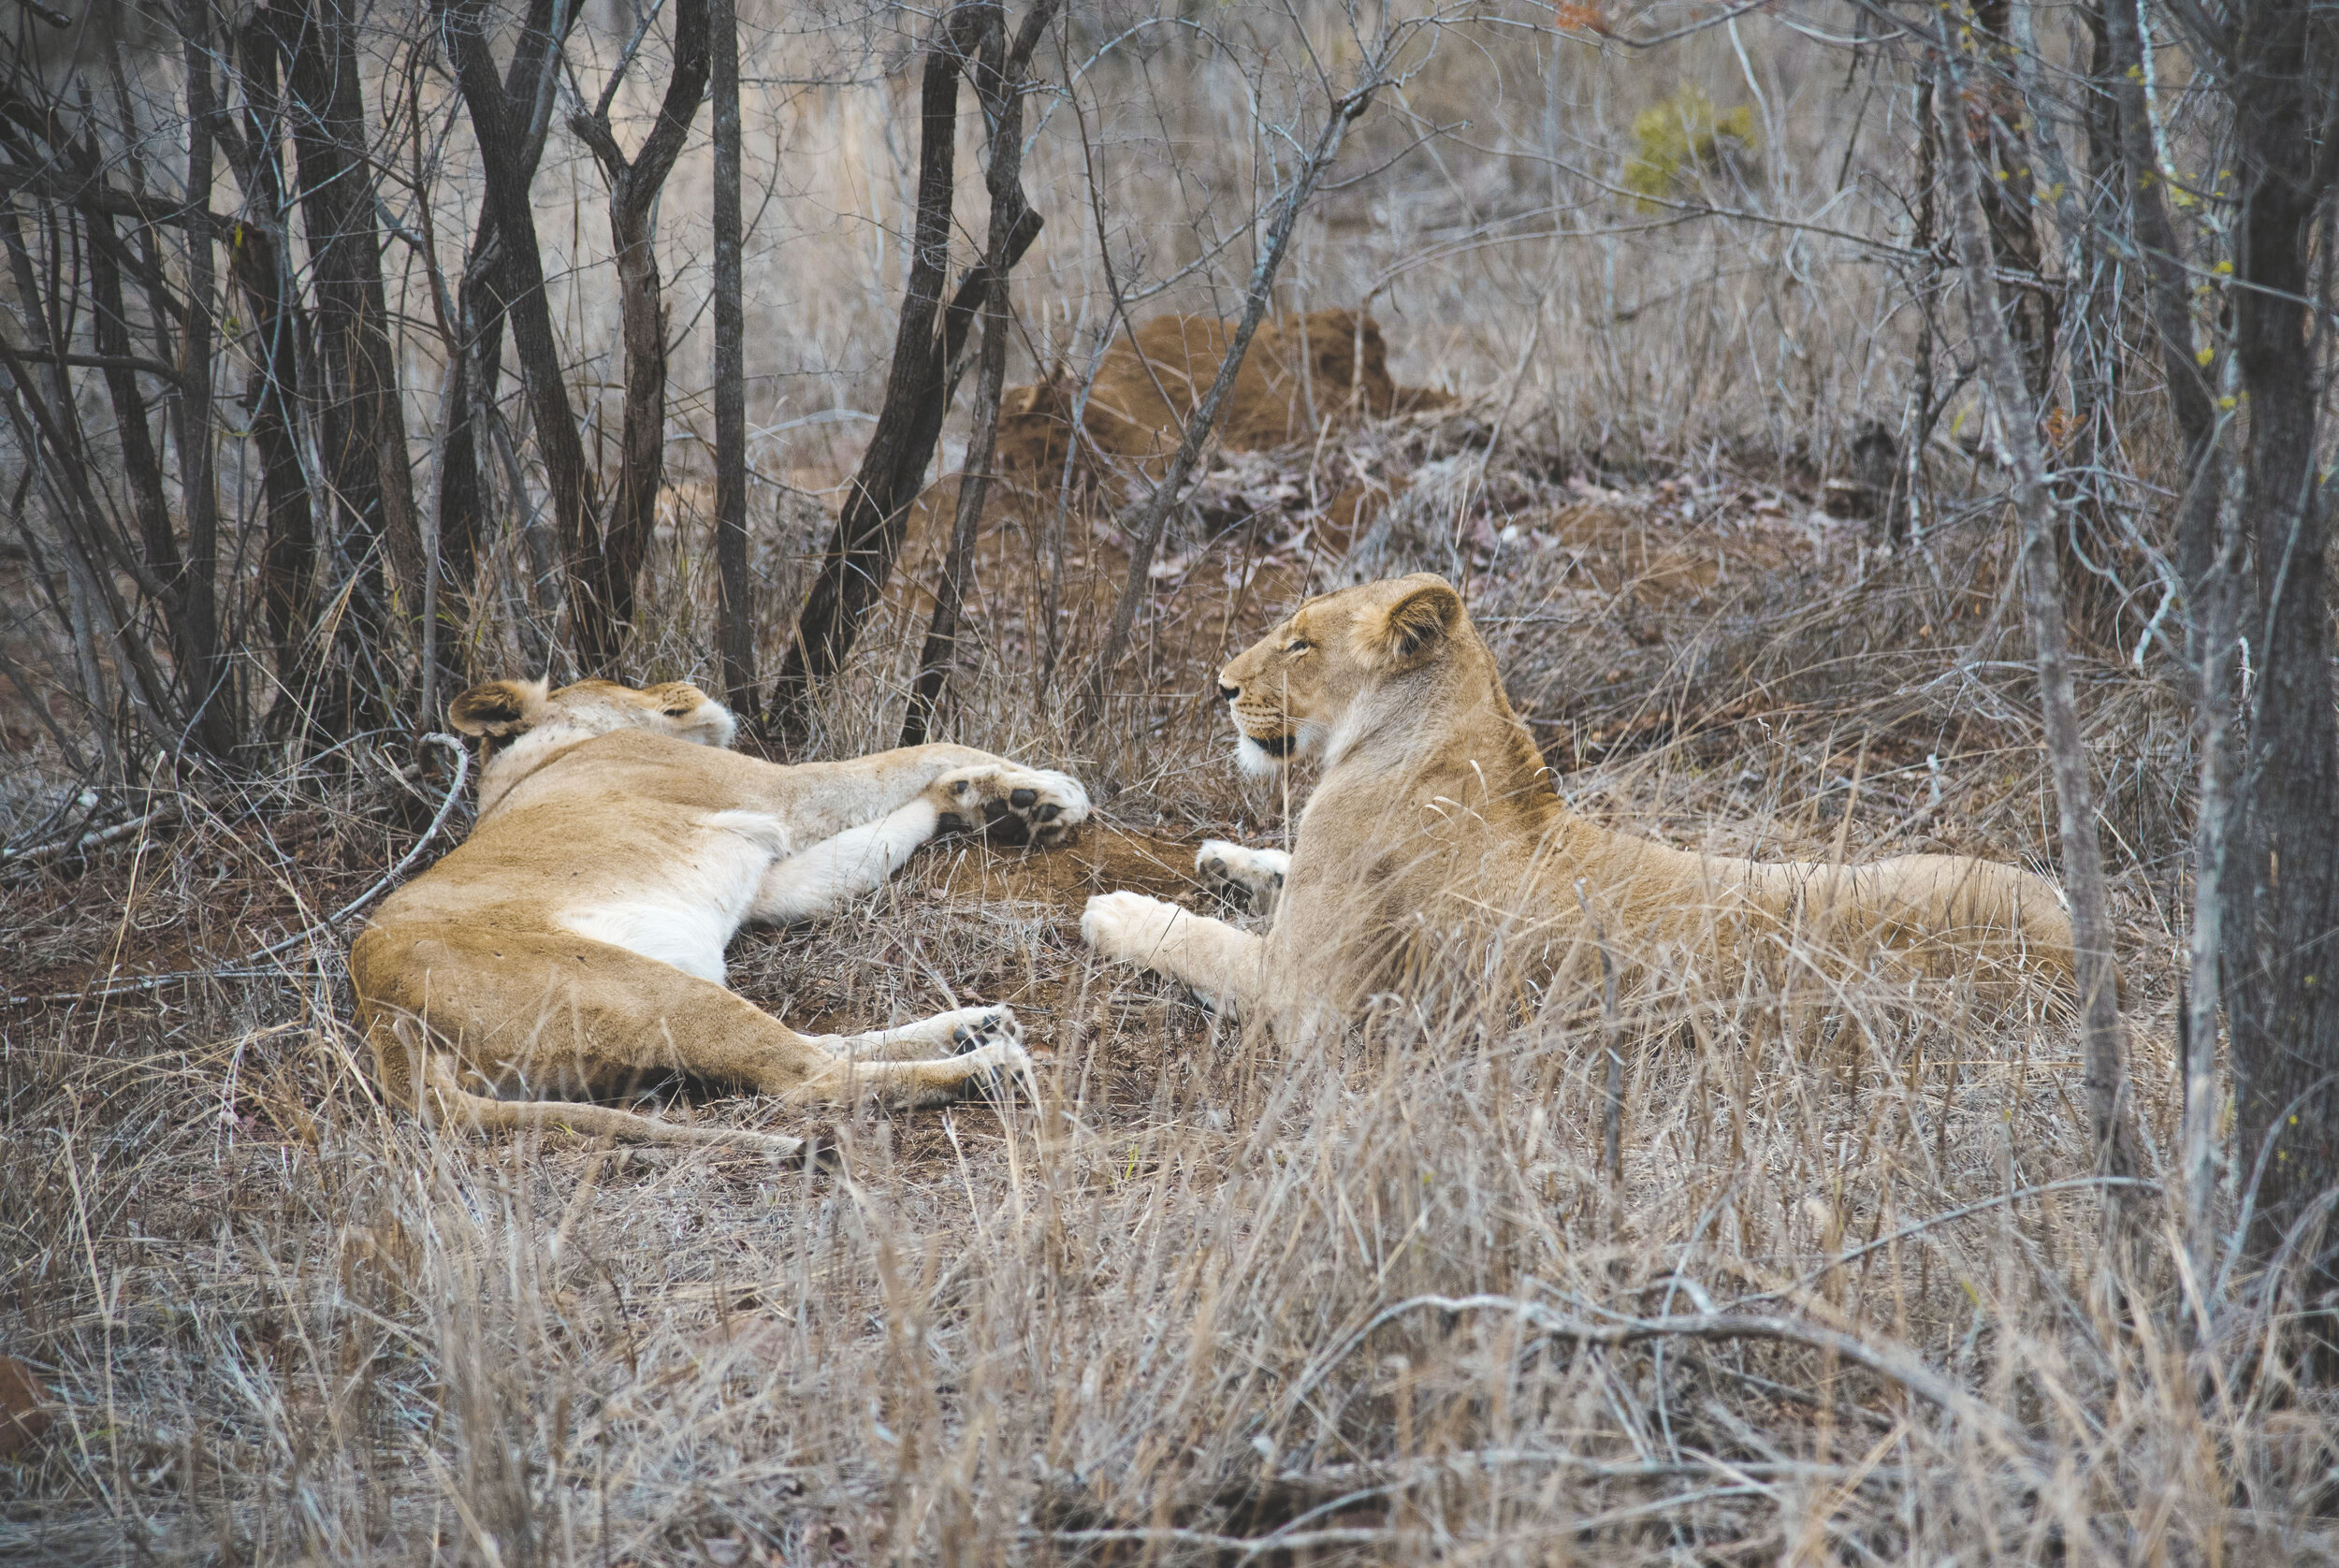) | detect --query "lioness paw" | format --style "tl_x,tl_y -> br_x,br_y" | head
954,1031 -> 1037,1102
1195,840 -> 1289,920
948,1005 -> 1024,1054
933,764 -> 1091,848
1081,891 -> 1184,965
